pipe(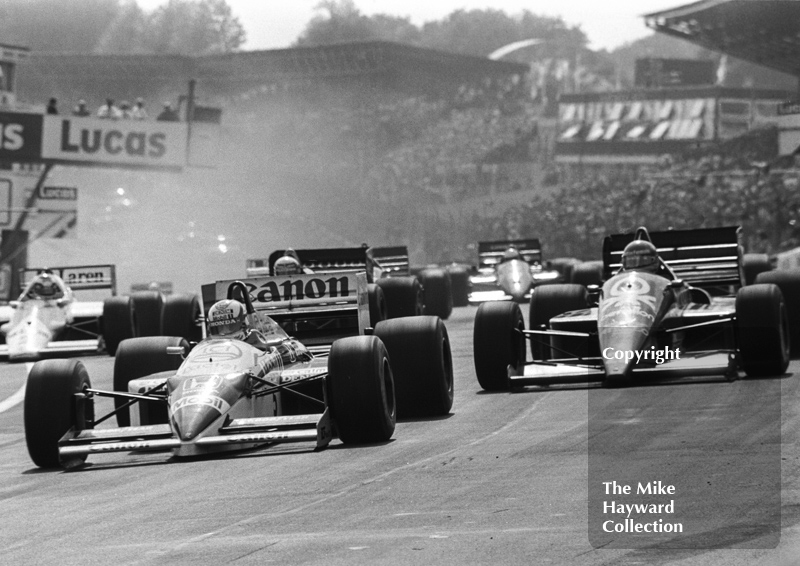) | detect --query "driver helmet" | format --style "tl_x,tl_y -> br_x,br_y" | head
621,240 -> 659,273
207,299 -> 248,339
502,247 -> 521,262
28,273 -> 64,300
274,254 -> 302,275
